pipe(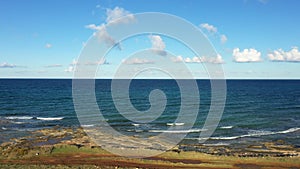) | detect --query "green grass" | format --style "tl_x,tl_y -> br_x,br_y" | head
50,145 -> 108,155
1,144 -> 299,169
